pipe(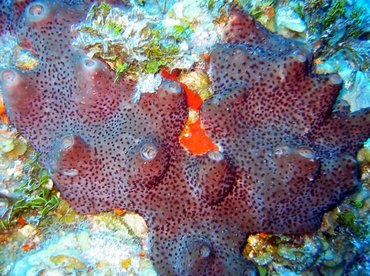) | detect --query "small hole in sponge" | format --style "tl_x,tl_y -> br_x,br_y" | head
140,143 -> 158,161
199,243 -> 211,258
62,169 -> 79,177
208,150 -> 224,161
1,70 -> 17,83
0,69 -> 18,85
84,58 -> 96,67
274,145 -> 290,157
329,74 -> 342,85
29,4 -> 44,16
293,50 -> 307,62
61,135 -> 74,150
166,81 -> 182,94
297,147 -> 315,159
